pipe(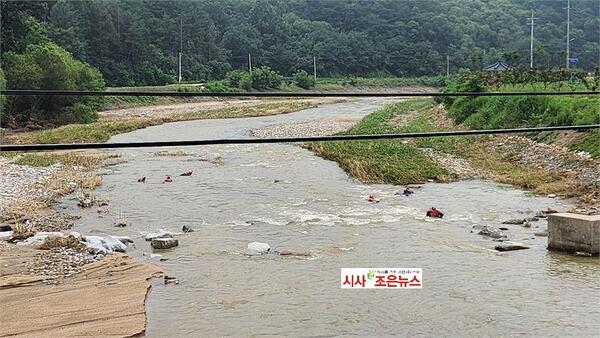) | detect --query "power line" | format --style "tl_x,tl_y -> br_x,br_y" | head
1,125 -> 598,152
566,0 -> 571,69
1,90 -> 598,98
